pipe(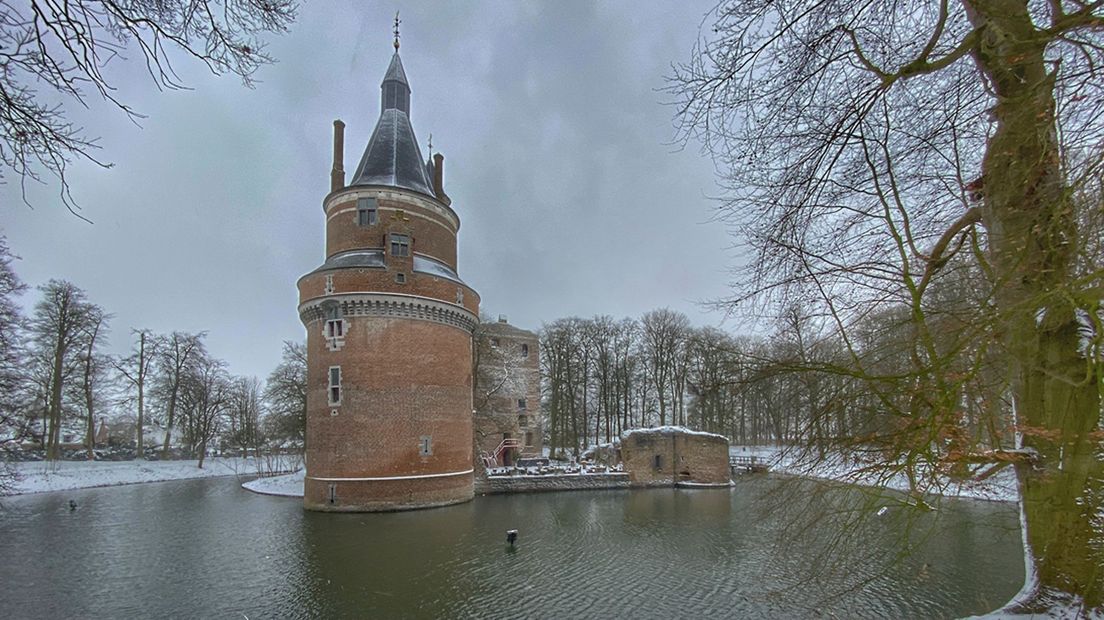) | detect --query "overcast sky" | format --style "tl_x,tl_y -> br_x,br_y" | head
1,0 -> 743,380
